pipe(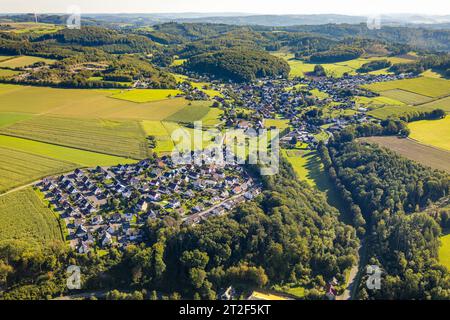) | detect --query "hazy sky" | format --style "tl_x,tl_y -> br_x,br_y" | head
2,0 -> 450,15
